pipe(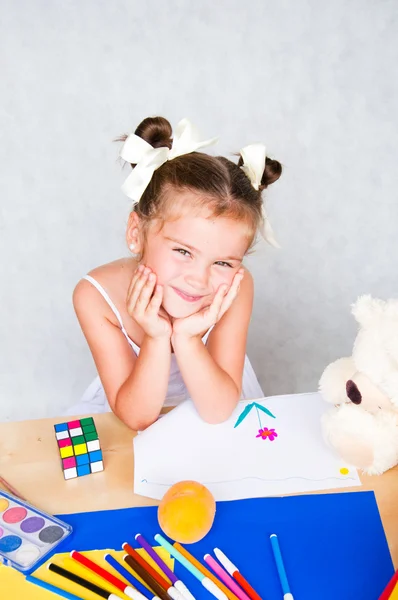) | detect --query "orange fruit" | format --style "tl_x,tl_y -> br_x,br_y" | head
158,480 -> 216,544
